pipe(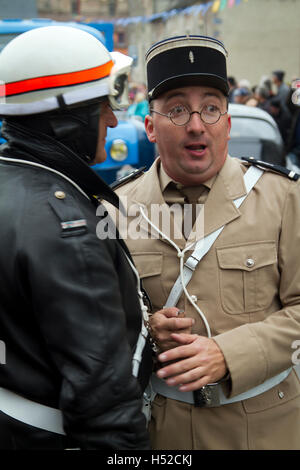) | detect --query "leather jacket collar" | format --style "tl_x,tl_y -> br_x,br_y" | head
0,119 -> 120,210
